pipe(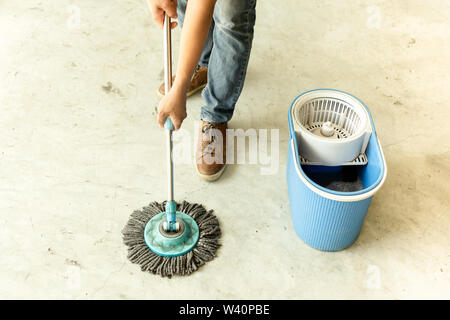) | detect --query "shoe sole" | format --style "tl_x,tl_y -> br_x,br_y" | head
195,164 -> 226,182
157,83 -> 207,99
